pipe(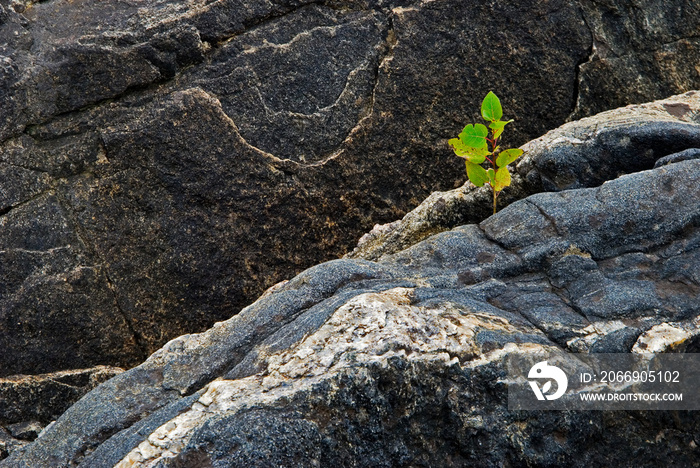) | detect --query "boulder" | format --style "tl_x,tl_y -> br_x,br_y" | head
1,0 -> 699,376
0,366 -> 124,428
4,102 -> 700,466
0,366 -> 123,459
348,91 -> 700,260
571,0 -> 700,119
